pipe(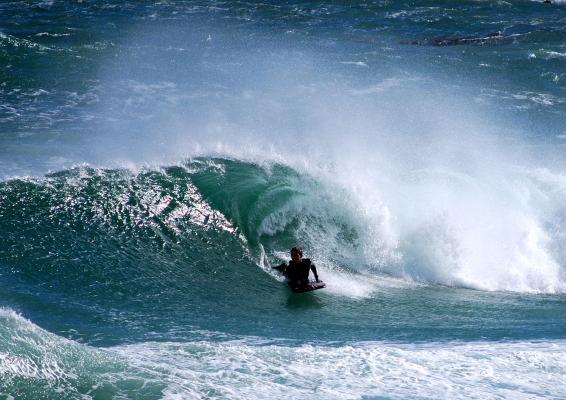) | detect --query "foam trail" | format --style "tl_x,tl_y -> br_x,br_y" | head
113,339 -> 566,400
